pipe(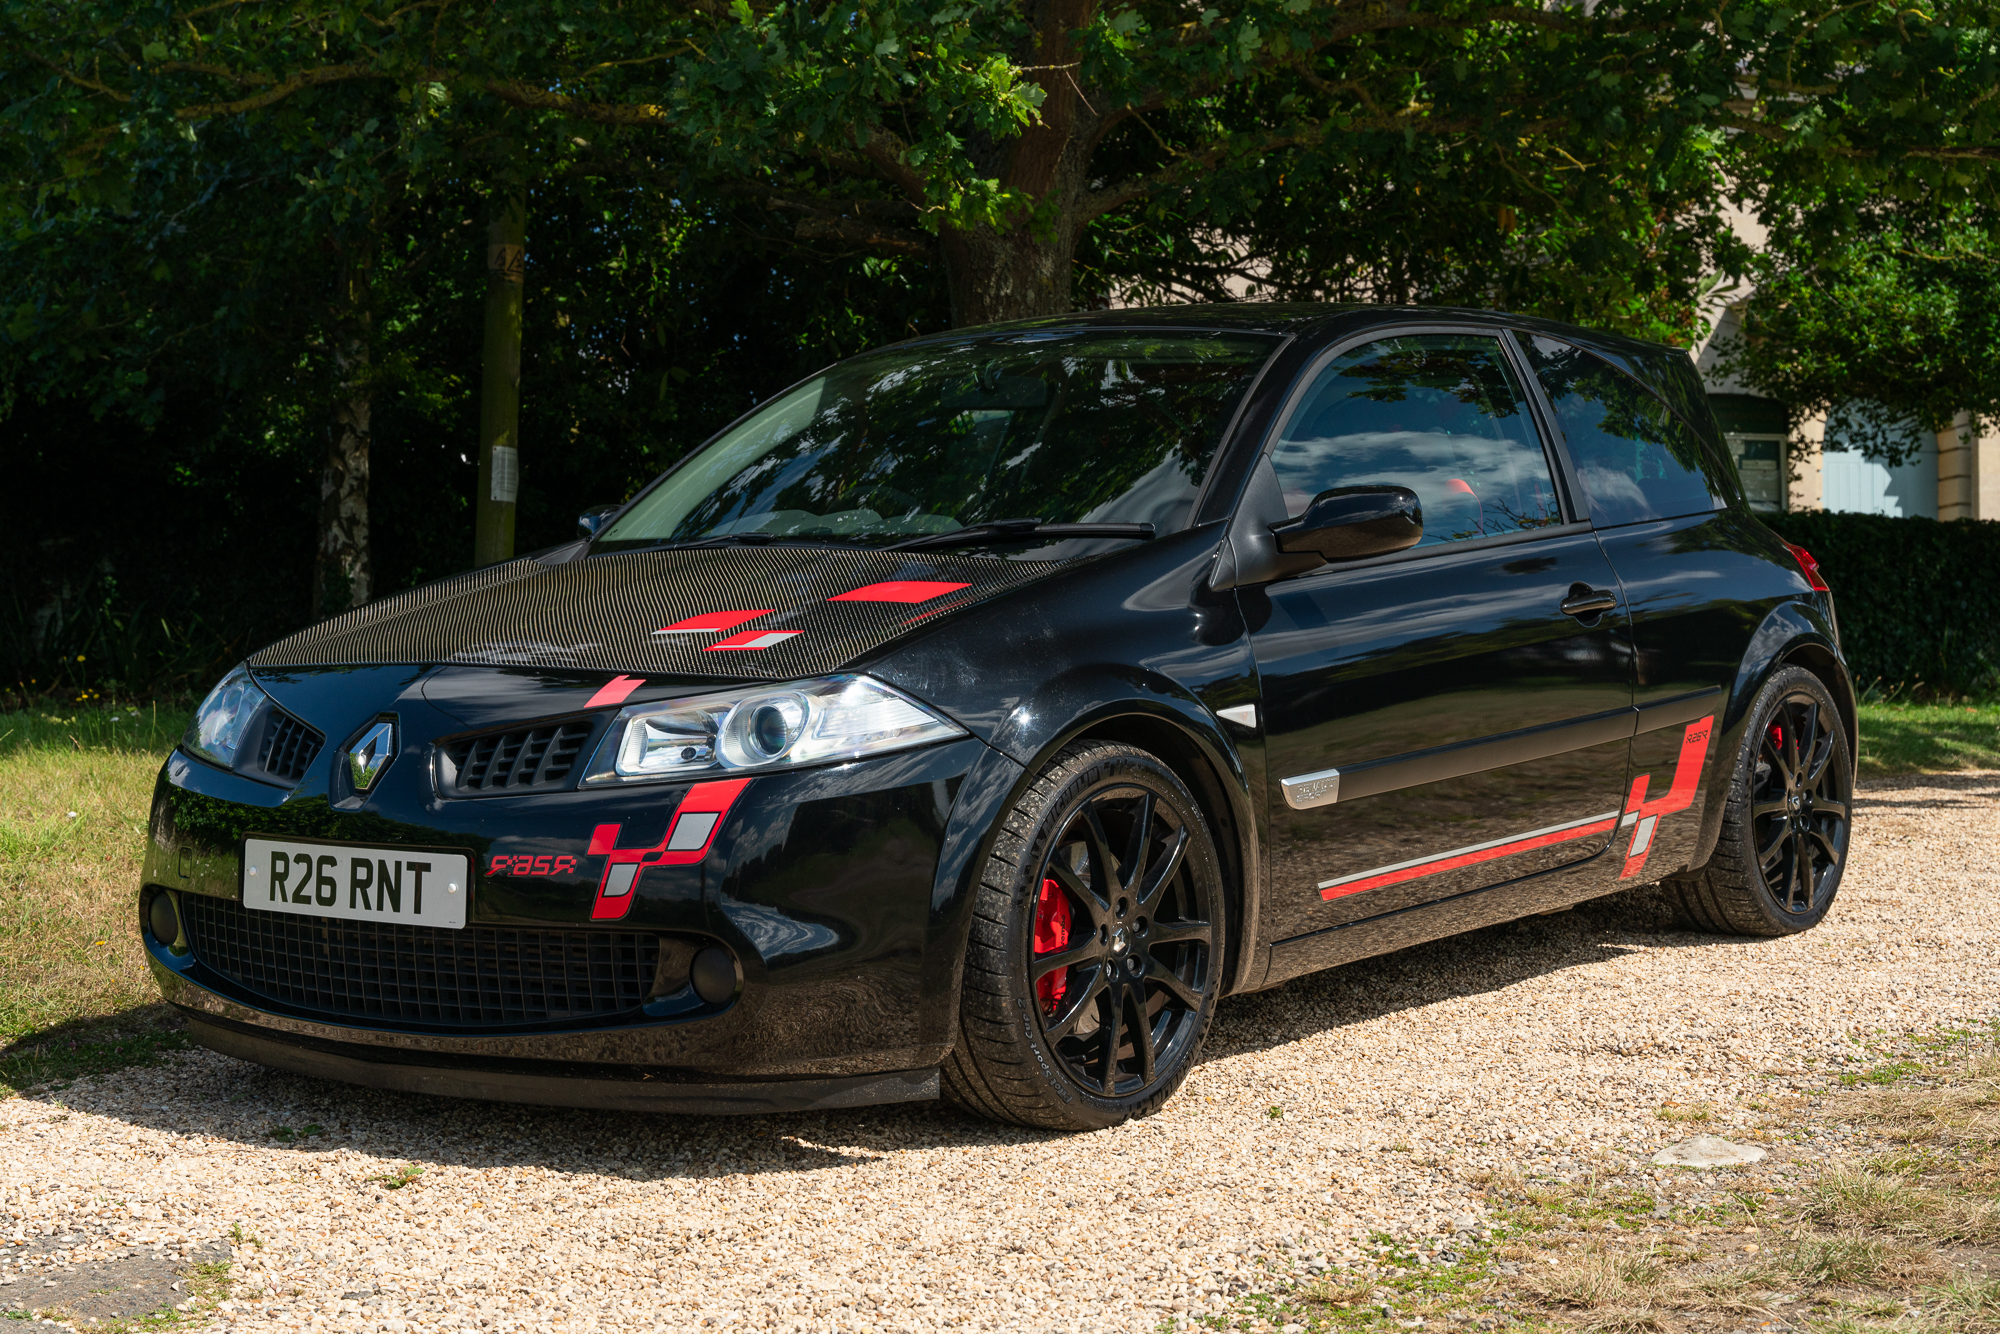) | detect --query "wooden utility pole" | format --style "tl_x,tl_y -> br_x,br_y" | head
475,194 -> 526,566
